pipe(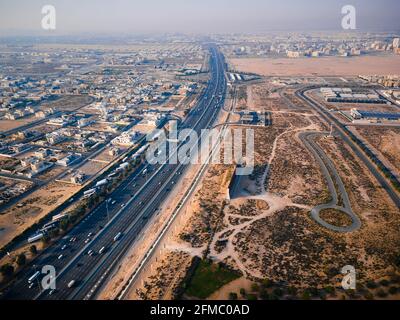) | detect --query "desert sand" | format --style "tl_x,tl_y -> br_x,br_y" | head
230,55 -> 400,76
